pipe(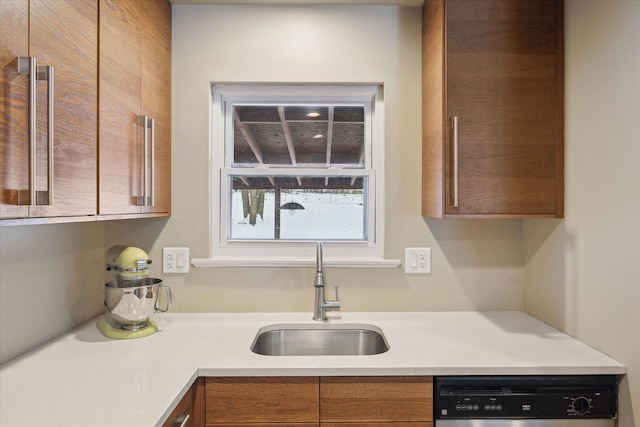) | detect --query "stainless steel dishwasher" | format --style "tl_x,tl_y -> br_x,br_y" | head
435,375 -> 617,427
